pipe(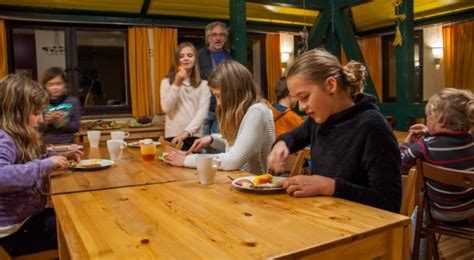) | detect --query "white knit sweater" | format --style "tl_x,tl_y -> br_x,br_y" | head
184,103 -> 275,174
160,78 -> 211,137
